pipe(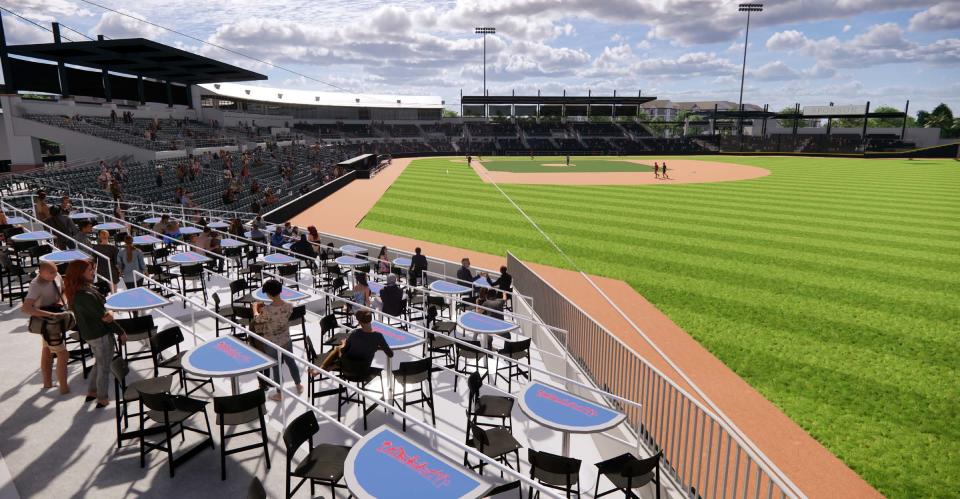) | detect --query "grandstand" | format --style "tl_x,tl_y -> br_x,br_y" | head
0,9 -> 957,499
